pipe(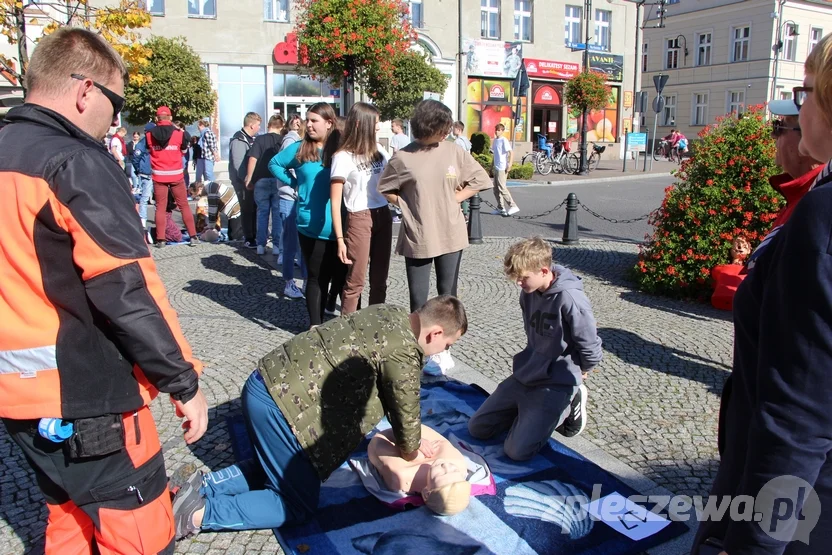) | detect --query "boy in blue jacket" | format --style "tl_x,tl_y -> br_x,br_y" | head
468,237 -> 602,460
